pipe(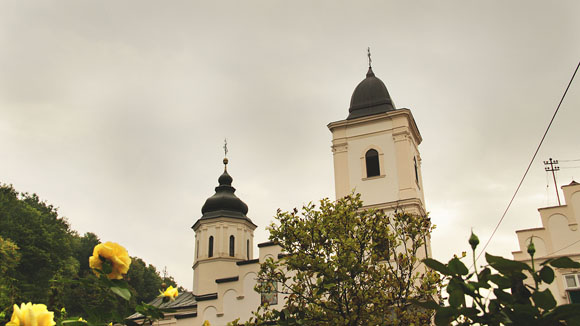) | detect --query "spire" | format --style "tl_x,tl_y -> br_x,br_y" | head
193,156 -> 254,229
366,47 -> 375,78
